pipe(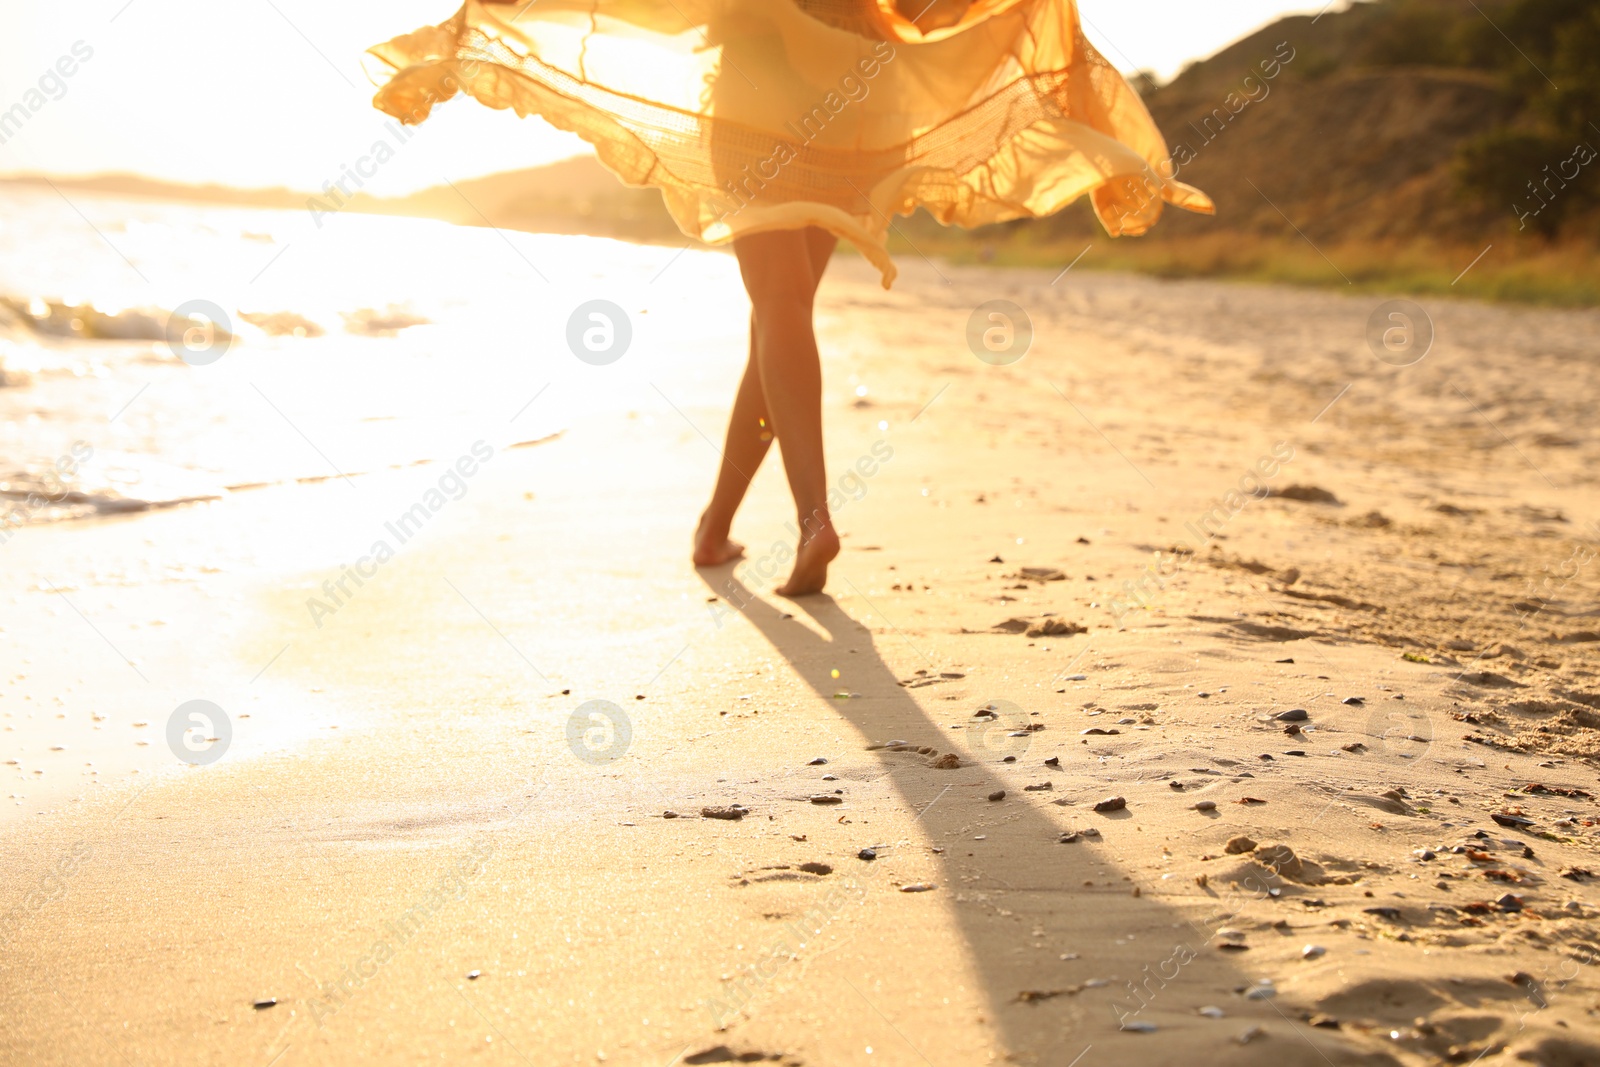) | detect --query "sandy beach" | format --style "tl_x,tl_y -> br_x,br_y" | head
4,244 -> 1600,1067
